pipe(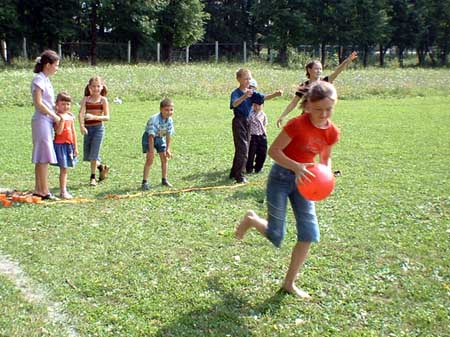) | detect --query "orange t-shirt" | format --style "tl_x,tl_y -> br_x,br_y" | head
283,113 -> 340,163
54,113 -> 75,144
